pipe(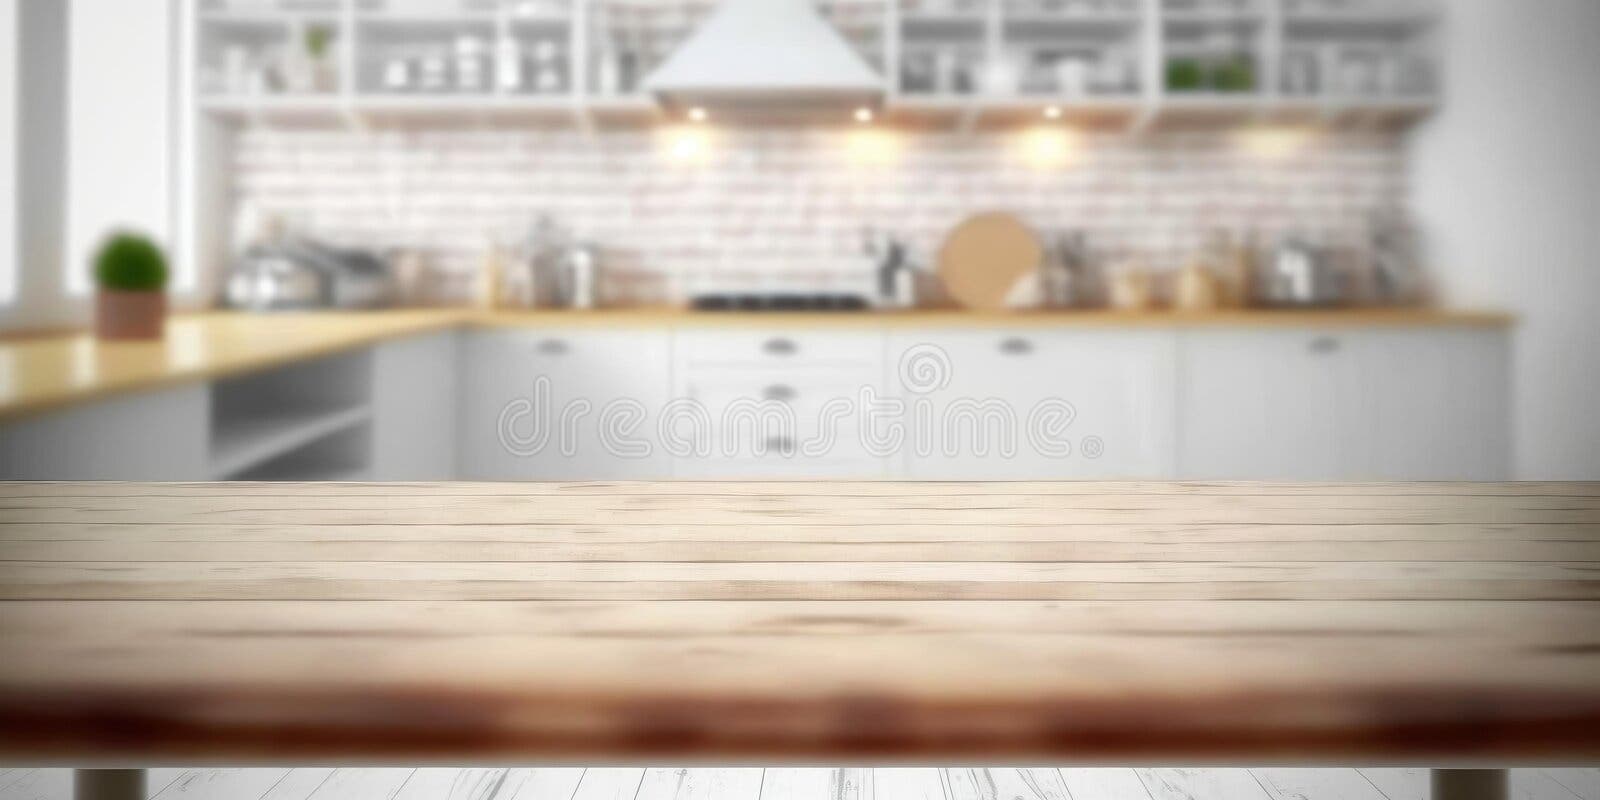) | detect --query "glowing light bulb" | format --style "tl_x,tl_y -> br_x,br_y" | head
1043,106 -> 1062,120
854,107 -> 874,124
687,107 -> 708,123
